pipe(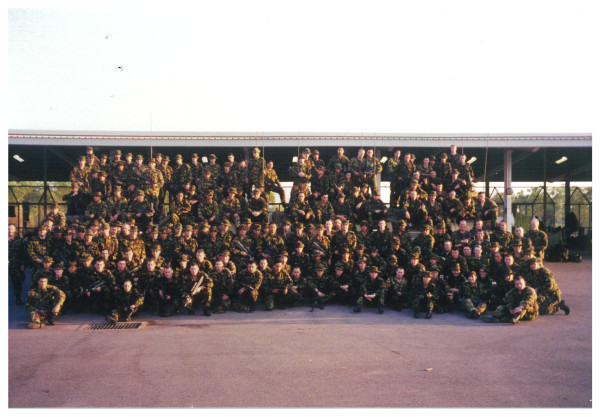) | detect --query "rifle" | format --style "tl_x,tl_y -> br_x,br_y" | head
133,171 -> 153,185
84,280 -> 106,292
136,203 -> 155,215
190,275 -> 205,296
311,240 -> 328,255
234,240 -> 255,259
57,250 -> 68,265
127,265 -> 141,274
238,281 -> 255,291
288,166 -> 301,176
263,249 -> 281,258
